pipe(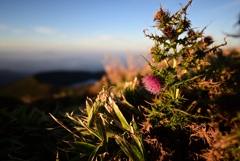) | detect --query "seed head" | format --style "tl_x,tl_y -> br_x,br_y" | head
163,26 -> 176,39
142,75 -> 161,95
